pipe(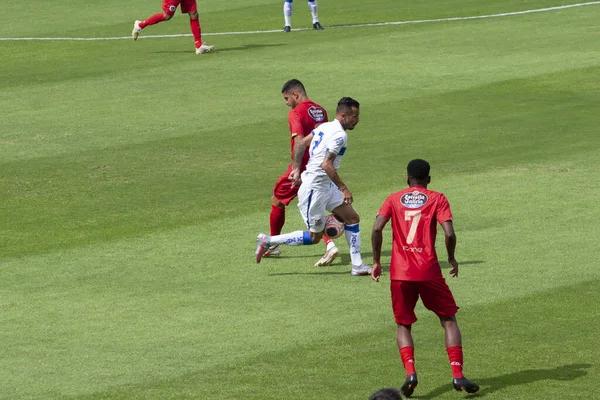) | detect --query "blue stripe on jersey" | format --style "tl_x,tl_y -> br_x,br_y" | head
324,147 -> 346,156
